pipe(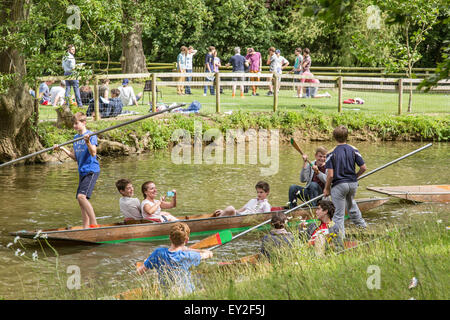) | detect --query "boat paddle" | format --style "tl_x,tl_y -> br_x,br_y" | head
0,103 -> 185,169
208,143 -> 433,251
290,138 -> 313,166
